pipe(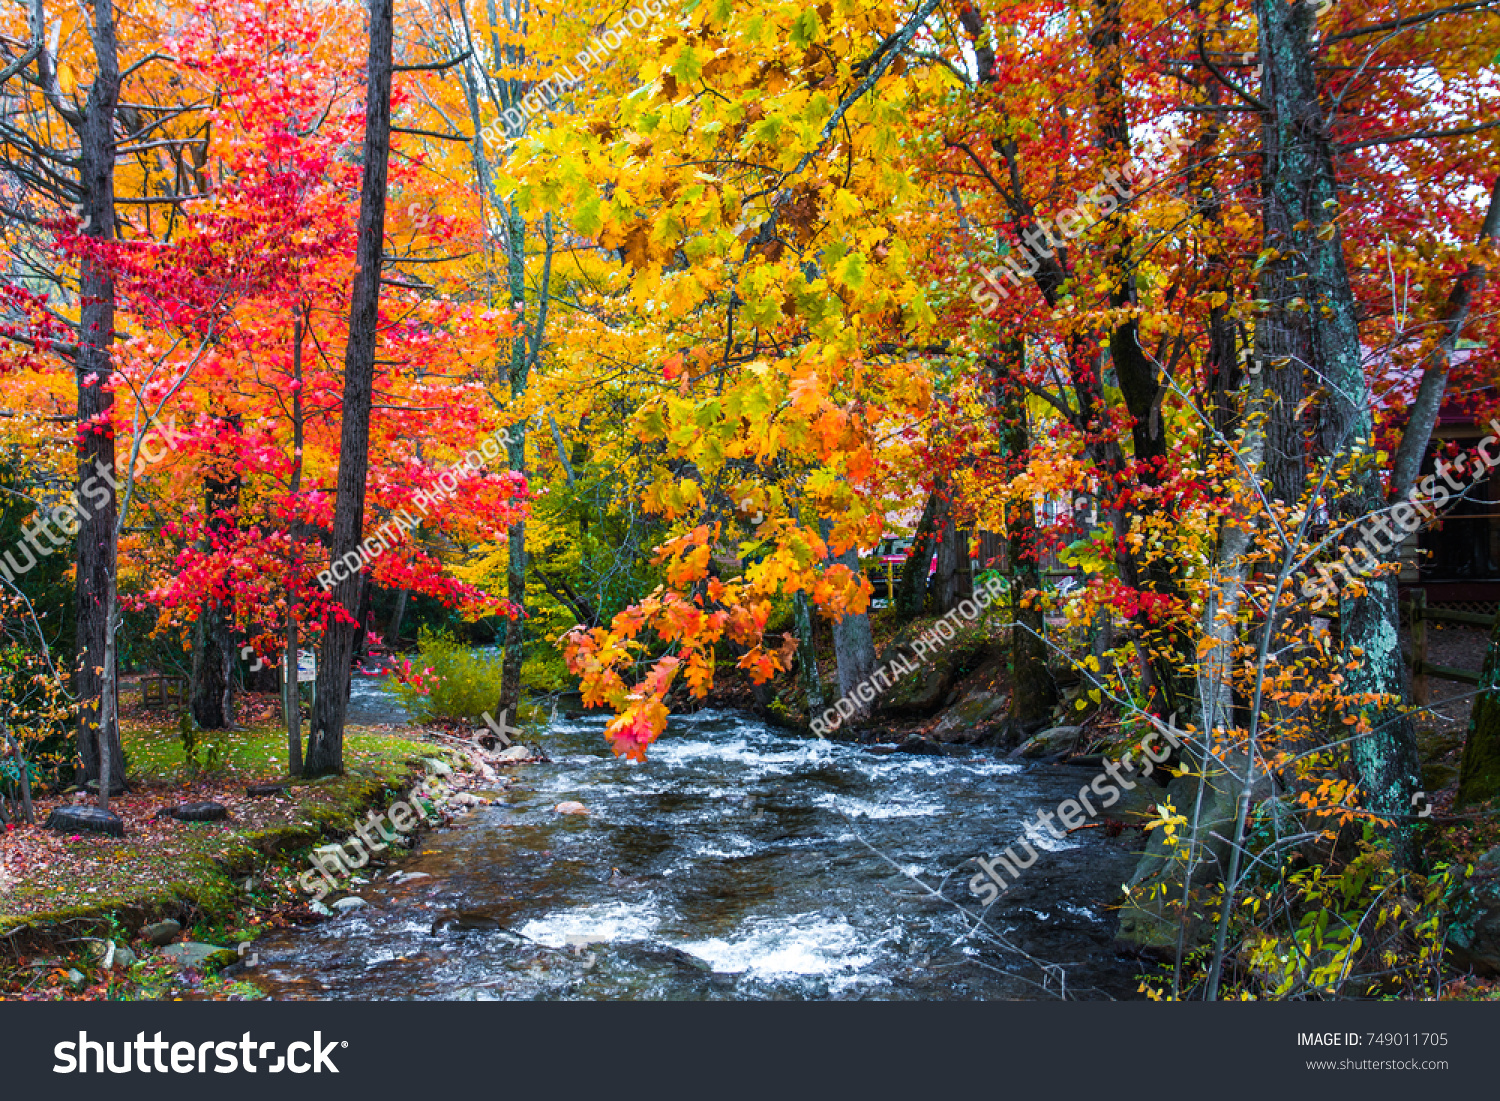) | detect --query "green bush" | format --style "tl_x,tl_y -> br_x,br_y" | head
389,630 -> 507,722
